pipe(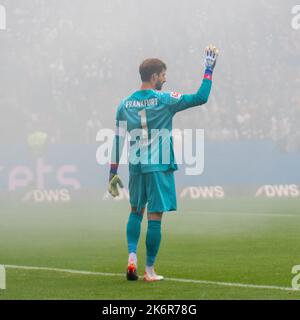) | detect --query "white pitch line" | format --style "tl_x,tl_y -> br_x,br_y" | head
164,277 -> 297,292
4,264 -> 299,293
187,211 -> 299,217
4,265 -> 124,278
